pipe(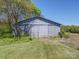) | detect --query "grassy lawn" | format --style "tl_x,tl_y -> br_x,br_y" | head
0,36 -> 31,46
0,38 -> 79,59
